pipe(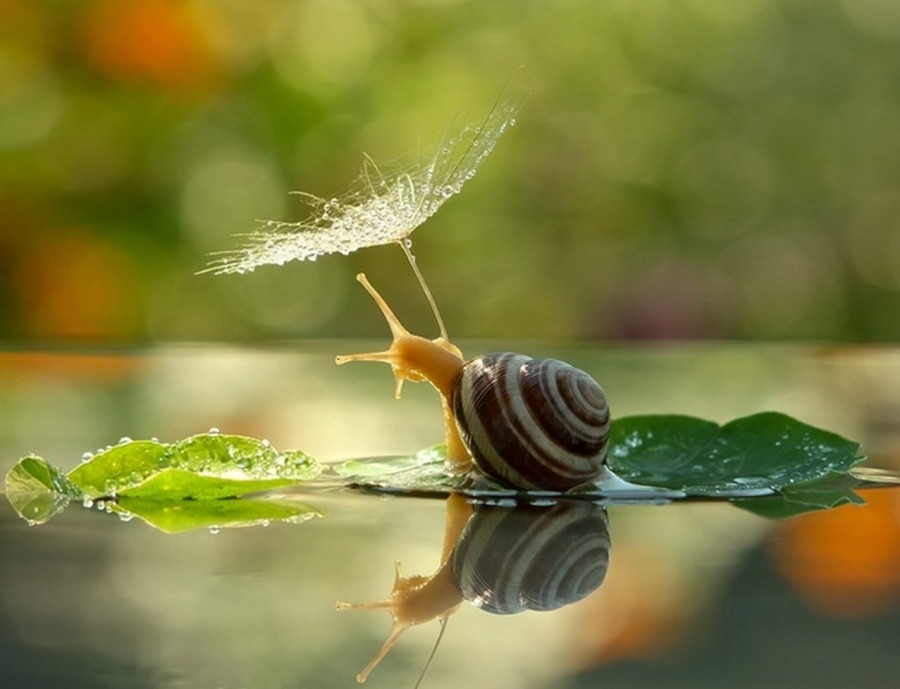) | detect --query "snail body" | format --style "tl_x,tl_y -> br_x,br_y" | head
337,272 -> 610,491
